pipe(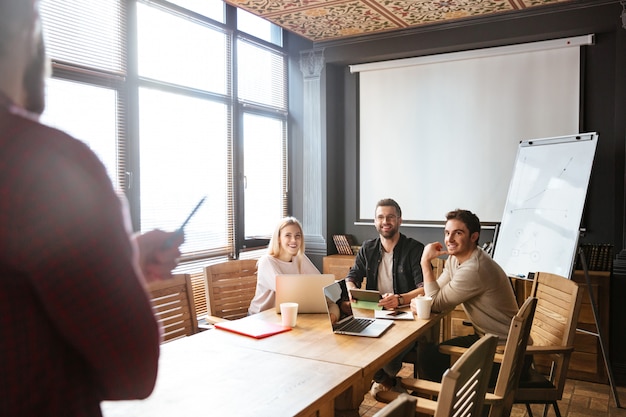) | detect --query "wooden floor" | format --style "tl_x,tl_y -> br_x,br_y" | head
359,363 -> 626,417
